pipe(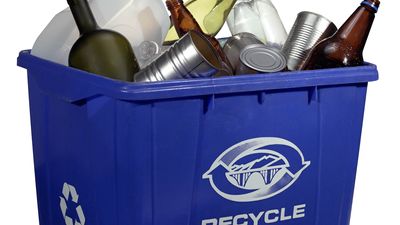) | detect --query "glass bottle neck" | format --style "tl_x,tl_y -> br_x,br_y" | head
68,0 -> 99,34
166,0 -> 183,10
335,4 -> 376,52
